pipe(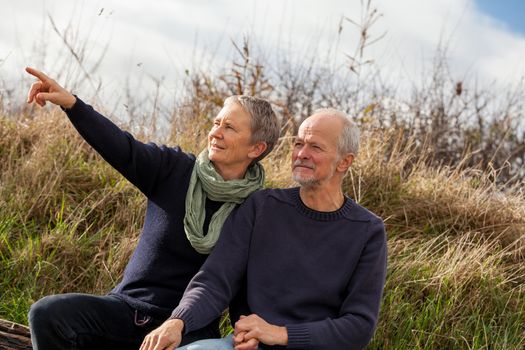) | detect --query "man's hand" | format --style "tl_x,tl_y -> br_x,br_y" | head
140,318 -> 185,350
25,67 -> 76,108
234,314 -> 288,349
233,330 -> 259,350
